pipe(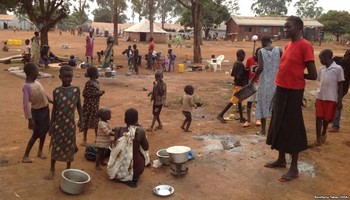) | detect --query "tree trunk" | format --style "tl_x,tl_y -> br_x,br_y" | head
113,1 -> 119,46
149,0 -> 154,37
40,27 -> 49,47
192,3 -> 202,63
336,34 -> 340,42
204,28 -> 210,40
113,13 -> 119,45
